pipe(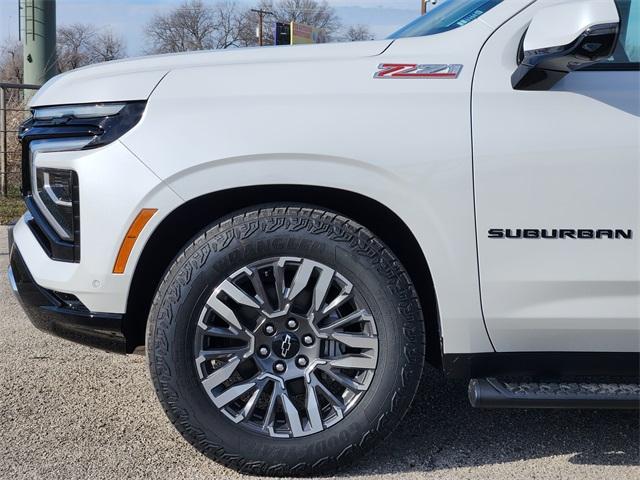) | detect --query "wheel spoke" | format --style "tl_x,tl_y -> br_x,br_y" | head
331,332 -> 377,351
305,378 -> 324,433
273,261 -> 287,311
206,280 -> 261,331
213,380 -> 257,409
321,366 -> 369,392
320,284 -> 353,318
201,356 -> 241,392
330,354 -> 377,371
206,295 -> 244,331
312,373 -> 346,418
237,382 -> 265,422
198,346 -> 247,360
286,259 -> 315,301
312,266 -> 334,313
320,309 -> 370,333
248,268 -> 272,312
201,325 -> 241,339
218,280 -> 261,310
280,391 -> 304,437
262,384 -> 279,431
